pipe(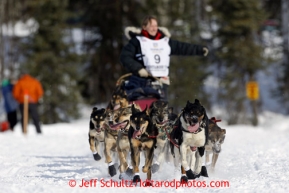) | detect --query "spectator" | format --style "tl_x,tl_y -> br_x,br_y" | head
13,73 -> 43,134
1,79 -> 18,131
